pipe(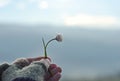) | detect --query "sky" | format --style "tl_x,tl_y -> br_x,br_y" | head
0,0 -> 120,29
0,0 -> 120,79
